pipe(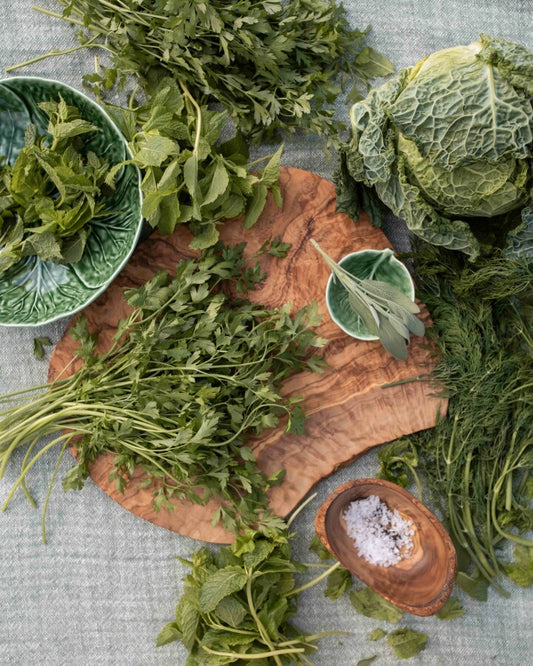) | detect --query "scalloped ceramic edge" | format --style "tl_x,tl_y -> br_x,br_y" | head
0,76 -> 143,327
325,248 -> 415,340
